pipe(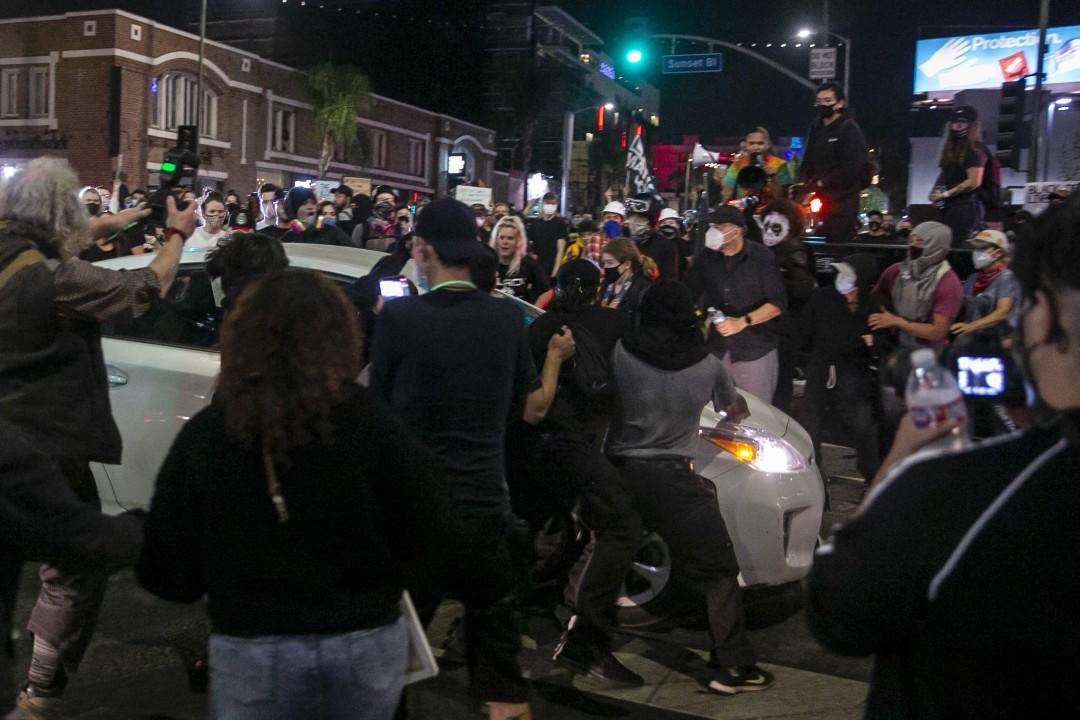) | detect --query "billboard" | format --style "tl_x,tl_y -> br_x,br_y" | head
914,25 -> 1080,94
